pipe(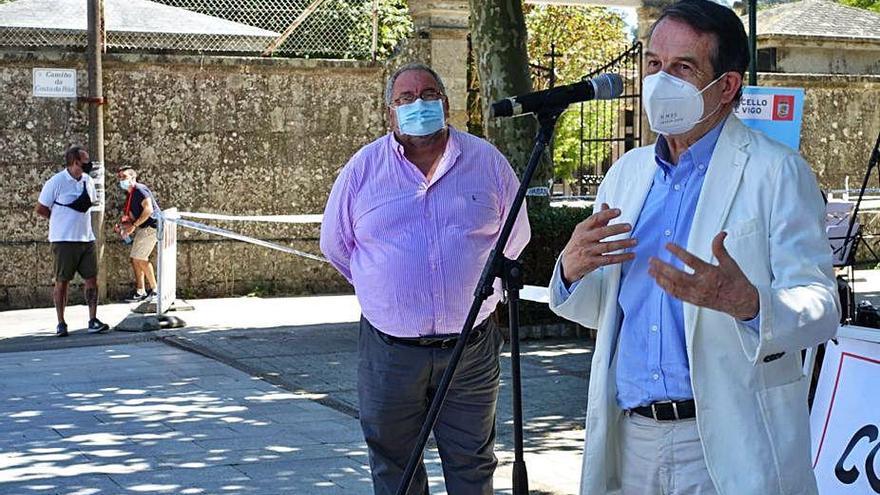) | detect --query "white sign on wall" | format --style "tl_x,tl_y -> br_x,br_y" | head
33,68 -> 77,98
811,334 -> 880,494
